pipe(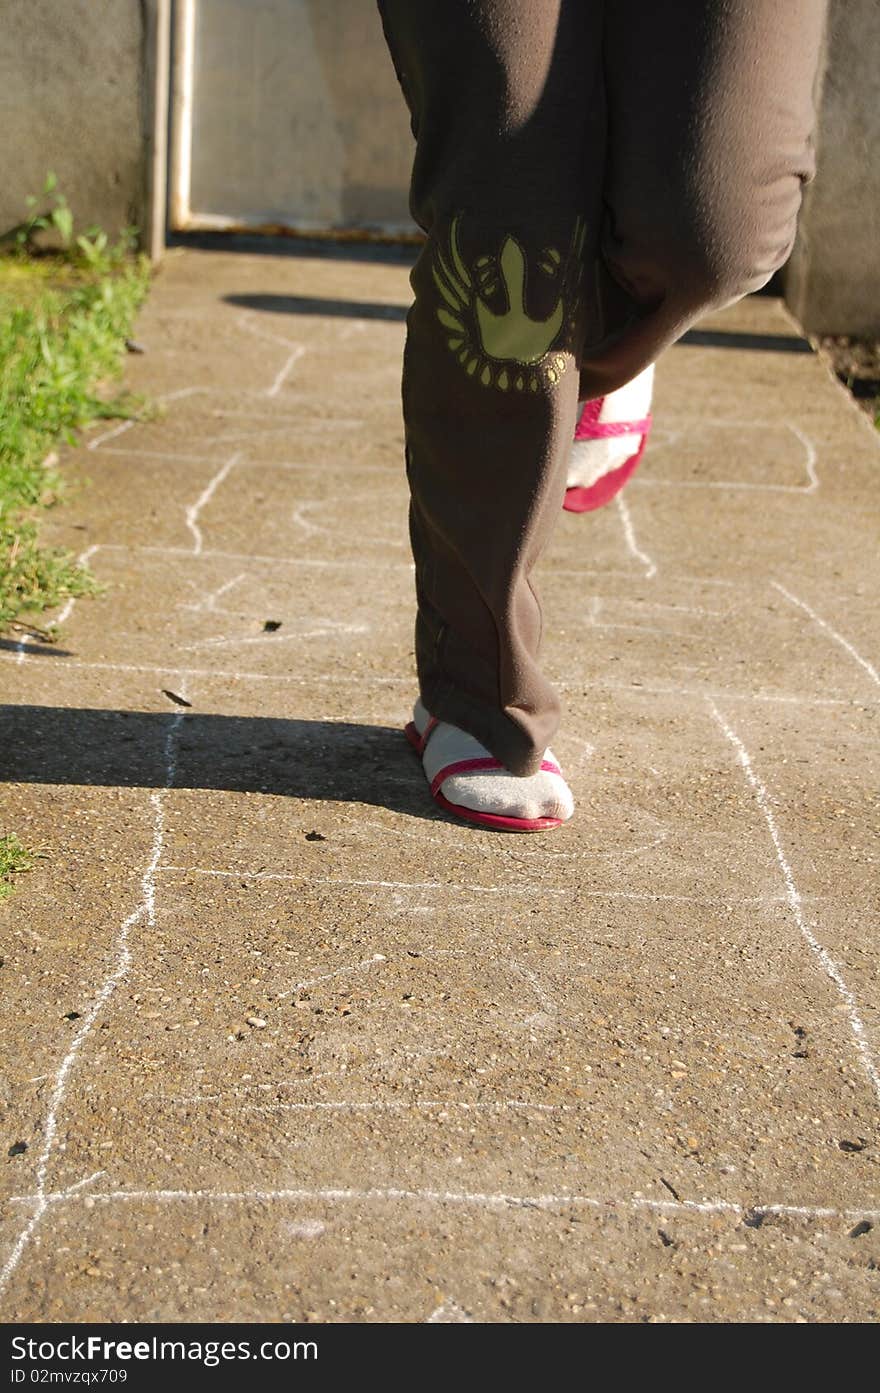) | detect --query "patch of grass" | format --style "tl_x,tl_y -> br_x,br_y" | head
0,834 -> 38,900
0,188 -> 151,633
